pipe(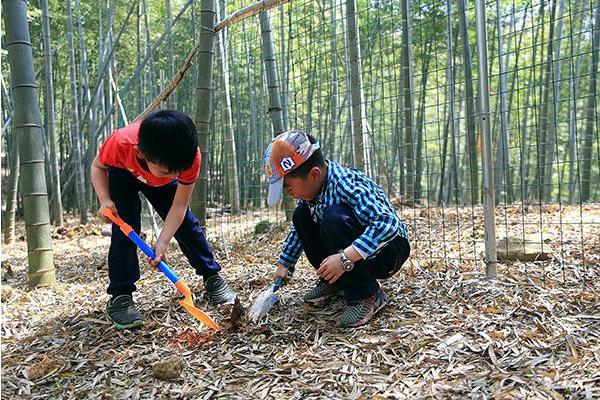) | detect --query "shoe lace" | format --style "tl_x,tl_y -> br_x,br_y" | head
206,277 -> 228,297
348,296 -> 375,314
112,295 -> 132,309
